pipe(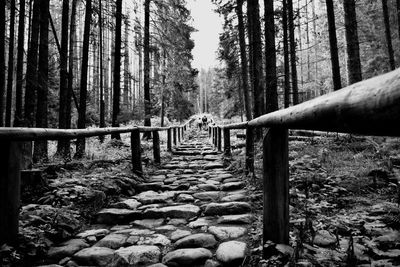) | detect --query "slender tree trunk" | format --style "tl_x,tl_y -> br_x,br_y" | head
33,0 -> 49,162
297,0 -> 303,89
343,0 -> 362,84
0,0 -> 5,126
326,0 -> 342,91
282,0 -> 290,108
160,51 -> 166,127
57,0 -> 70,158
75,0 -> 92,158
143,0 -> 151,138
264,0 -> 278,113
123,16 -> 130,110
67,0 -> 77,130
288,0 -> 299,105
236,0 -> 252,120
311,0 -> 318,89
6,0 -> 16,127
305,0 -> 310,82
397,0 -> 400,45
99,0 -> 105,139
382,0 -> 395,70
14,0 -> 25,126
24,0 -> 40,127
111,0 -> 122,140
